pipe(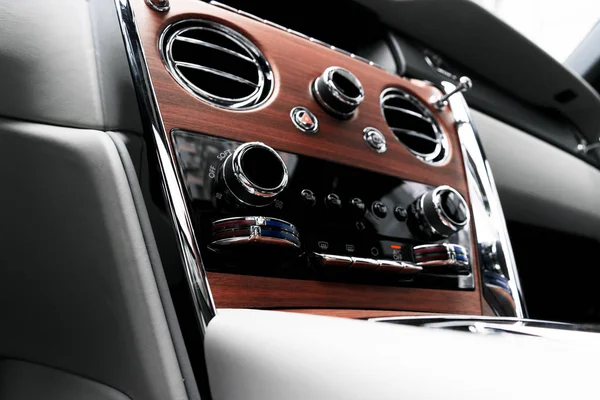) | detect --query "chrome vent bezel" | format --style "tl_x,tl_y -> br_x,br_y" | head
380,88 -> 448,164
160,20 -> 274,110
